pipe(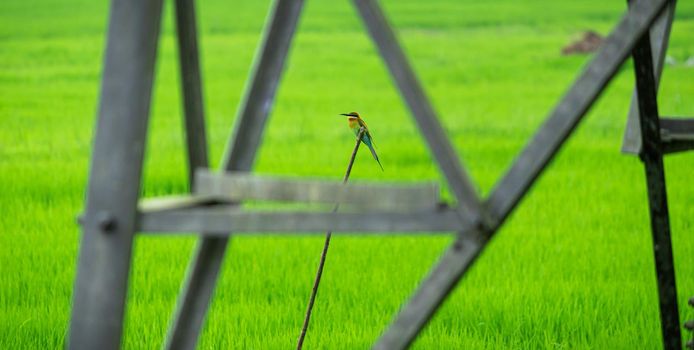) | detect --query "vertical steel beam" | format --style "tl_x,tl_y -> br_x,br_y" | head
164,1 -> 305,348
352,0 -> 482,223
174,0 -> 209,185
621,1 -> 676,155
631,16 -> 682,350
68,0 -> 164,348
